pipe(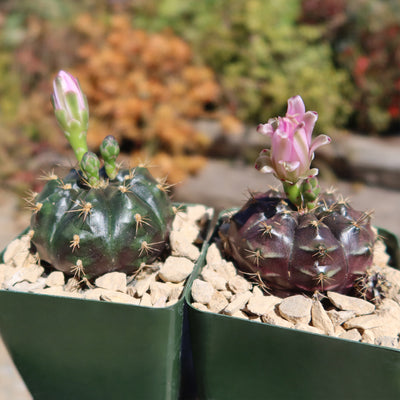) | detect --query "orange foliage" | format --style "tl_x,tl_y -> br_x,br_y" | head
10,13 -> 241,189
68,14 -> 235,183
